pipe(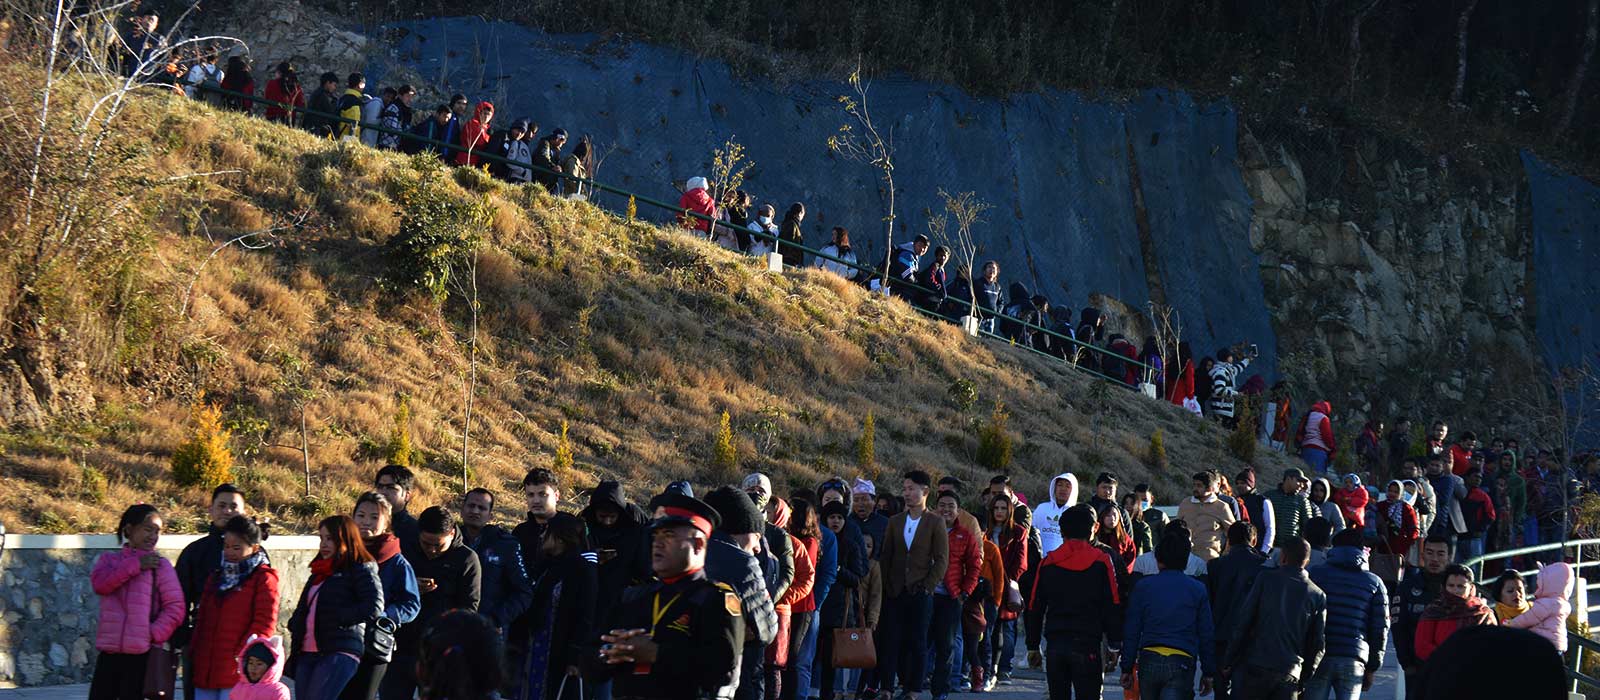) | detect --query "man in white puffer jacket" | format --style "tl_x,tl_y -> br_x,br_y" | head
1031,472 -> 1079,556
